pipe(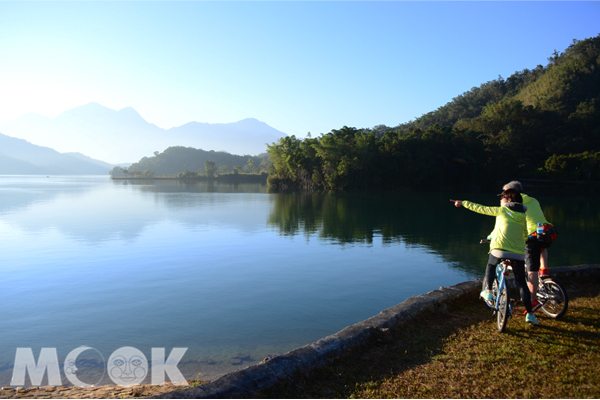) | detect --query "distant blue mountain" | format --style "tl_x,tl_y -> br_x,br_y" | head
0,153 -> 46,175
0,133 -> 111,175
0,102 -> 287,164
